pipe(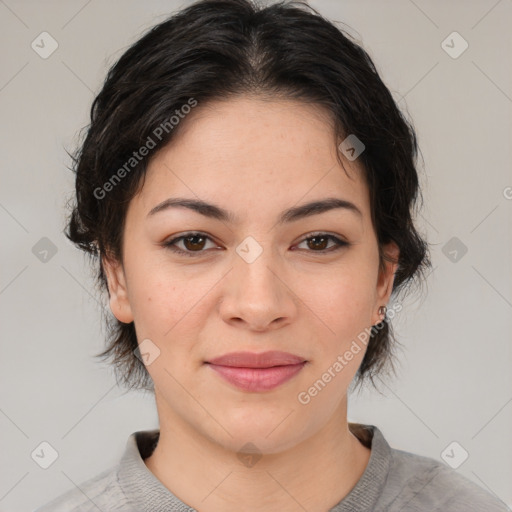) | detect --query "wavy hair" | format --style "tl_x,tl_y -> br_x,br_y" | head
65,0 -> 431,393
